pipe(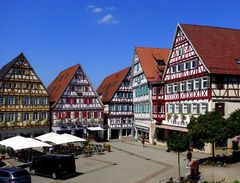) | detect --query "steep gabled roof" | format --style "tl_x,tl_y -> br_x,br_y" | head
47,64 -> 79,104
97,67 -> 130,104
180,24 -> 240,75
0,53 -> 25,80
135,47 -> 170,82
